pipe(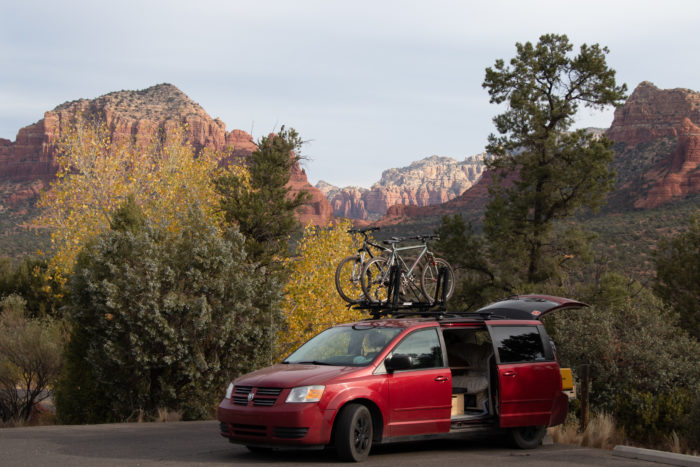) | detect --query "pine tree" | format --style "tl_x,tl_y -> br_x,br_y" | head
482,34 -> 627,285
215,126 -> 310,273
